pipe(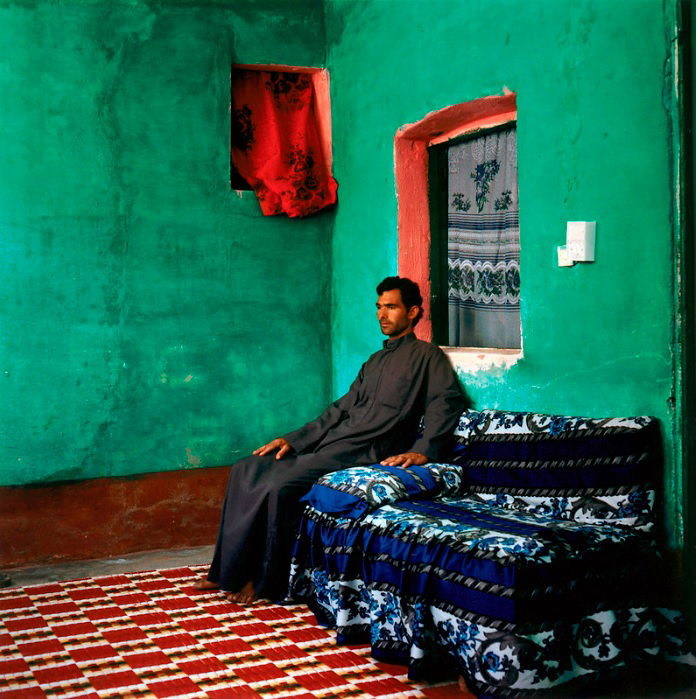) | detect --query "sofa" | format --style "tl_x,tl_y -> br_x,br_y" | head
287,409 -> 694,697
